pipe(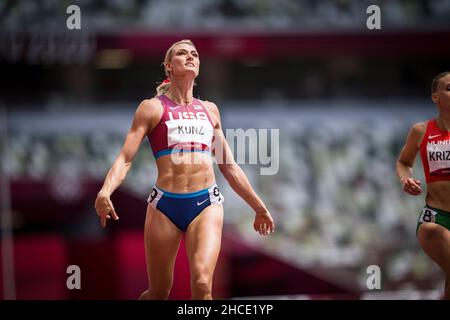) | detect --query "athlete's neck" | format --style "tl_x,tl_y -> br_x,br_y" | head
166,79 -> 195,105
437,113 -> 450,131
